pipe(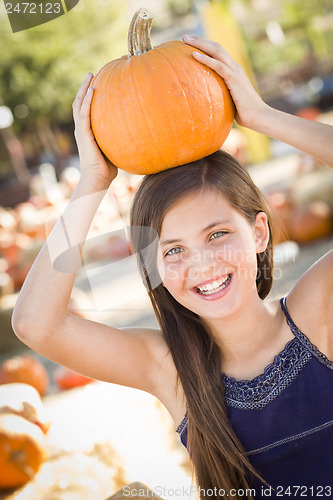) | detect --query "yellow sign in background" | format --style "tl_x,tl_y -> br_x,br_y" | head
202,0 -> 270,163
